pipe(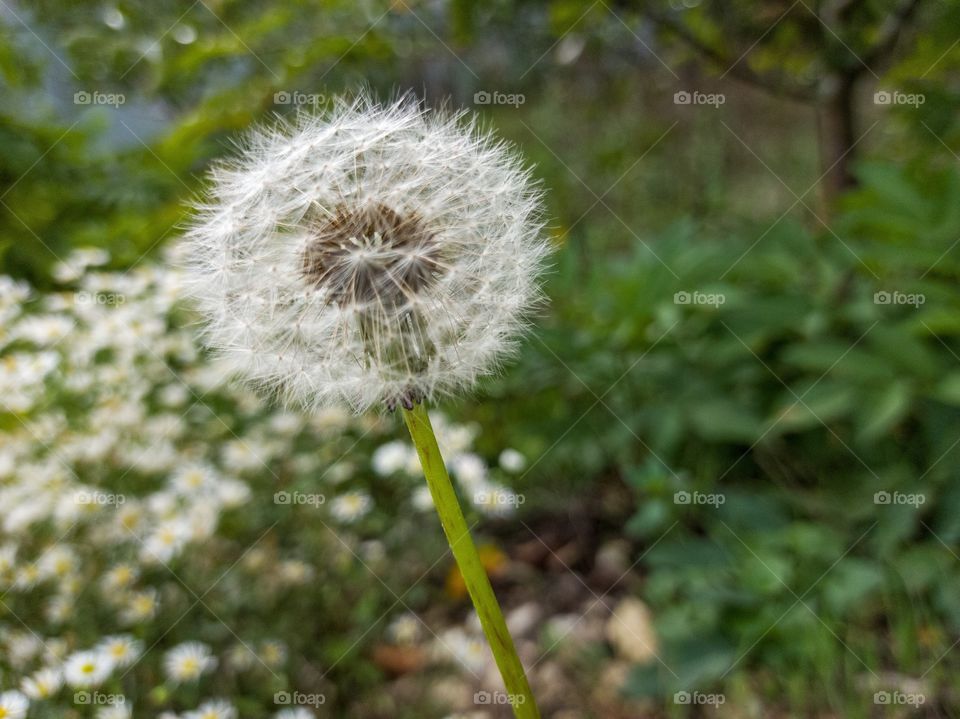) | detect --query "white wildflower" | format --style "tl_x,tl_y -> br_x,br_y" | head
21,666 -> 62,699
0,690 -> 28,719
97,703 -> 132,719
274,709 -> 315,719
371,440 -> 412,476
63,650 -> 115,687
498,448 -> 526,473
330,490 -> 372,523
119,588 -> 159,624
141,517 -> 193,563
164,641 -> 218,682
184,699 -> 236,719
97,635 -> 142,668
